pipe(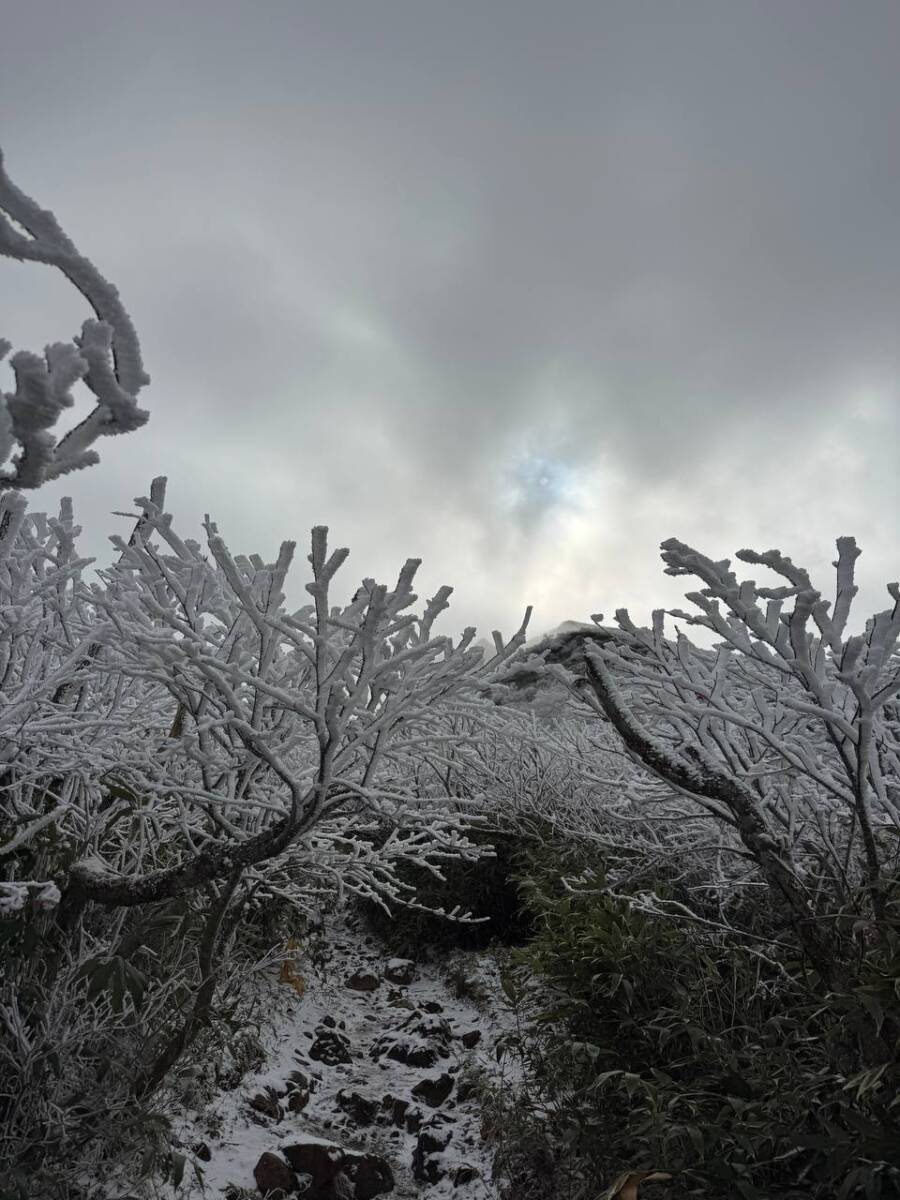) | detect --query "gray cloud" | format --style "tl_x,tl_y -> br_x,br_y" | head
2,0 -> 898,640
